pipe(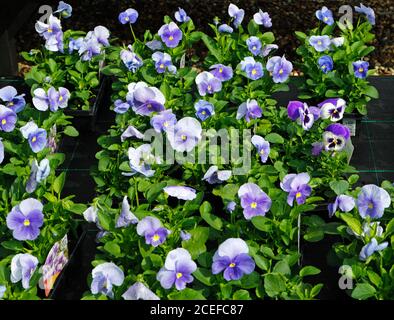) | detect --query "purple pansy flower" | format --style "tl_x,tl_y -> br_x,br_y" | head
122,282 -> 160,300
309,35 -> 331,52
116,196 -> 139,228
146,40 -> 164,51
118,8 -> 138,24
120,125 -> 144,142
287,101 -> 304,120
280,173 -> 312,206
238,183 -> 272,220
83,206 -> 98,223
164,186 -> 197,201
91,263 -> 124,298
251,135 -> 270,163
114,99 -> 130,114
120,45 -> 143,72
311,141 -> 324,156
353,61 -> 369,79
167,117 -> 202,152
90,26 -> 110,47
11,254 -> 39,289
6,198 -> 44,241
152,52 -> 176,74
323,123 -> 350,151
157,248 -> 197,291
240,57 -> 264,80
78,38 -> 101,62
195,71 -> 222,96
209,64 -> 233,82
0,285 -> 5,299
55,1 -> 72,18
158,22 -> 182,48
150,109 -> 177,133
331,37 -> 344,47
355,3 -> 375,25
20,121 -> 47,153
0,86 -> 26,113
126,144 -> 157,177
130,83 -> 165,116
137,216 -> 171,247
316,6 -> 334,25
246,36 -> 262,56
35,14 -> 62,40
226,201 -> 236,213
0,139 -> 4,164
68,37 -> 84,54
319,98 -> 346,122
299,104 -> 319,130
236,99 -> 262,122
202,166 -> 231,184
357,184 -> 391,219
266,56 -> 293,83
175,8 -> 190,23
212,238 -> 255,281
195,100 -> 215,121
228,3 -> 244,28
318,55 -> 334,73
180,231 -> 191,241
33,87 -> 70,112
359,238 -> 388,261
328,195 -> 356,217
0,105 -> 17,132
26,158 -> 50,193
218,24 -> 233,33
253,9 -> 272,27
261,44 -> 278,57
